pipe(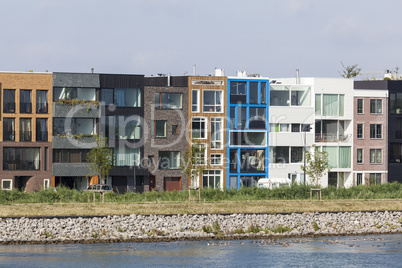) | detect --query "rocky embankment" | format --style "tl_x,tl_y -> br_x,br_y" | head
0,211 -> 401,245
